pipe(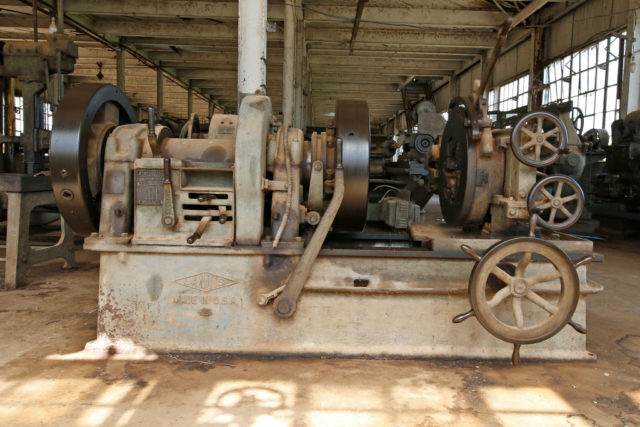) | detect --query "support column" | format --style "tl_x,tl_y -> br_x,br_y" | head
294,0 -> 305,129
187,82 -> 193,118
238,0 -> 267,108
22,81 -> 46,174
156,68 -> 163,119
3,78 -> 14,137
116,49 -> 125,92
54,0 -> 65,106
449,75 -> 459,103
208,97 -> 214,120
282,0 -> 295,128
56,0 -> 64,33
622,1 -> 640,116
528,27 -> 545,111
